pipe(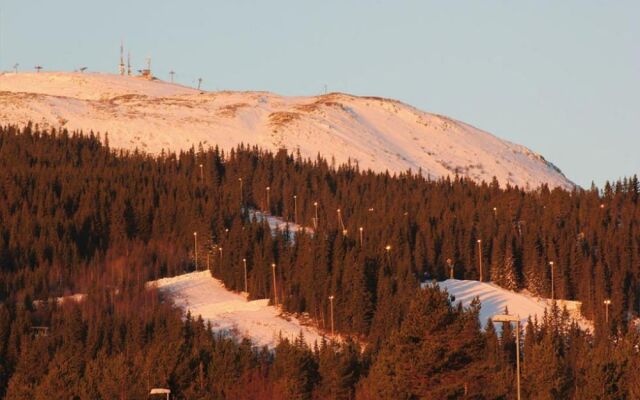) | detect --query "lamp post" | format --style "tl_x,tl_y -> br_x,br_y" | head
293,195 -> 298,225
193,232 -> 198,270
199,163 -> 204,181
271,263 -> 278,307
266,186 -> 270,212
549,261 -> 555,301
604,299 -> 612,324
477,239 -> 483,282
447,258 -> 454,280
385,245 -> 392,267
491,314 -> 521,400
313,201 -> 319,229
243,258 -> 248,293
337,209 -> 345,234
493,206 -> 497,217
218,247 -> 223,269
329,295 -> 335,336
238,178 -> 243,208
359,227 -> 364,246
